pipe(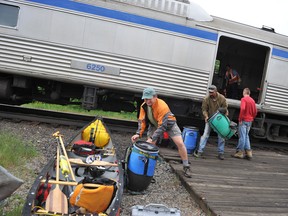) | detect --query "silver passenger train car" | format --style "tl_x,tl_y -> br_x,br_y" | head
1,0 -> 288,142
